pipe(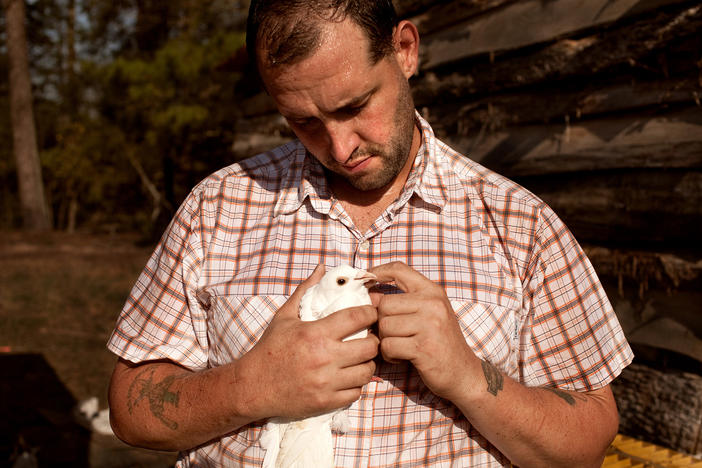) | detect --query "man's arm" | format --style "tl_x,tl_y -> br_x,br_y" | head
370,262 -> 619,468
108,265 -> 379,451
109,357 -> 252,451
455,361 -> 618,468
